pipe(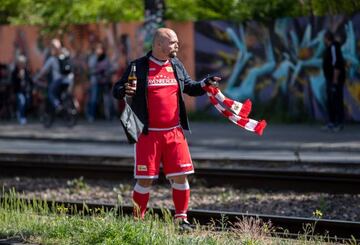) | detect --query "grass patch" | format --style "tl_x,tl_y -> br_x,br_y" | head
0,189 -> 260,244
0,189 -> 356,244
